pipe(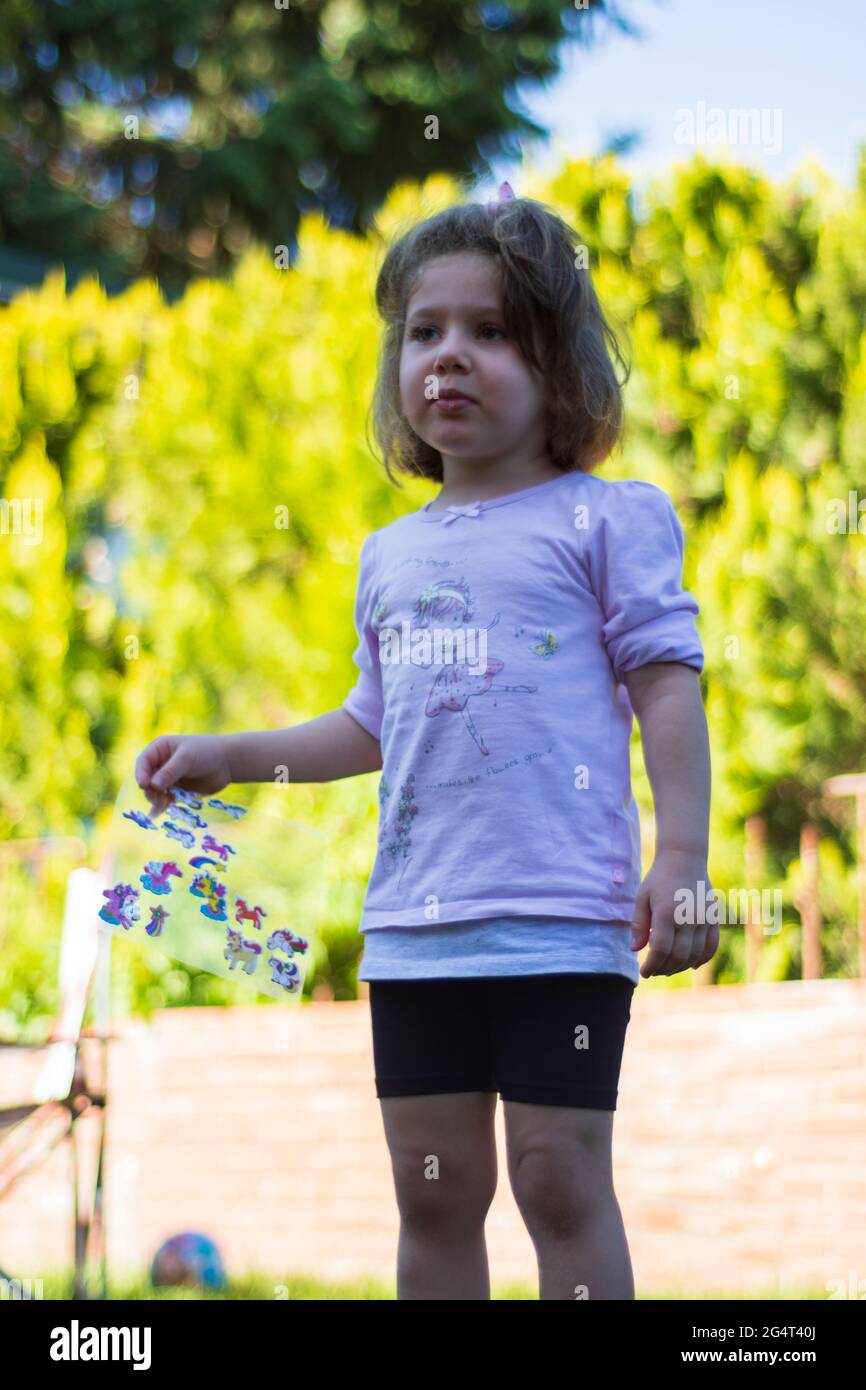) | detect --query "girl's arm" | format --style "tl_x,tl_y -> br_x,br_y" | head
624,661 -> 715,978
624,661 -> 710,856
226,708 -> 382,784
